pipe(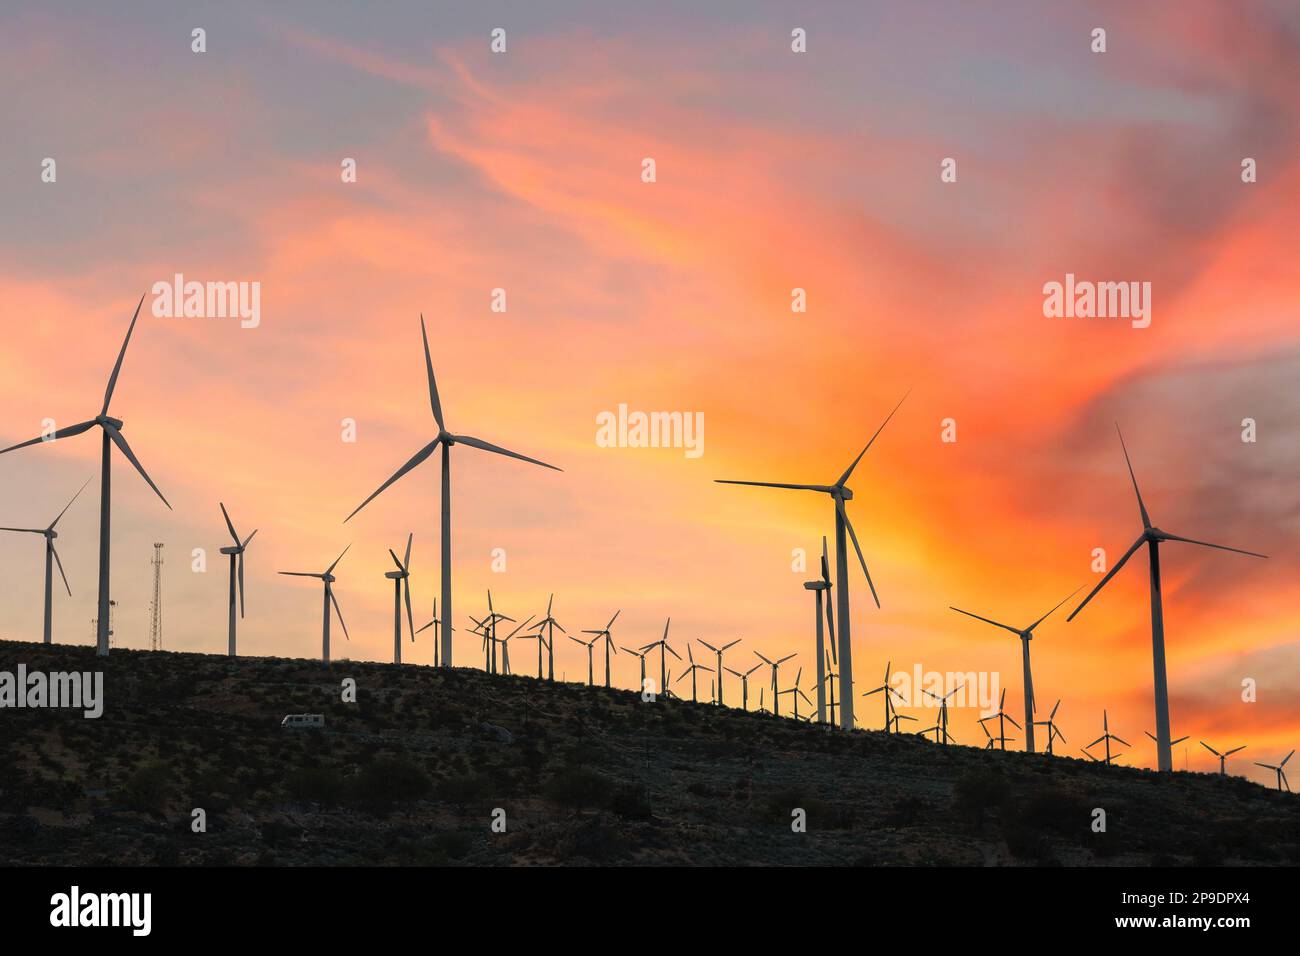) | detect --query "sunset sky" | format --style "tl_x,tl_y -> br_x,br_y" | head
1,1 -> 1296,783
